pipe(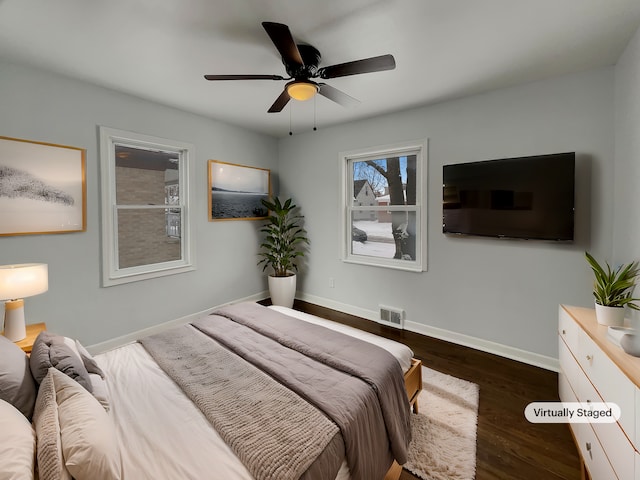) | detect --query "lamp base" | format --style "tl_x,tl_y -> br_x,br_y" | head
3,299 -> 26,342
